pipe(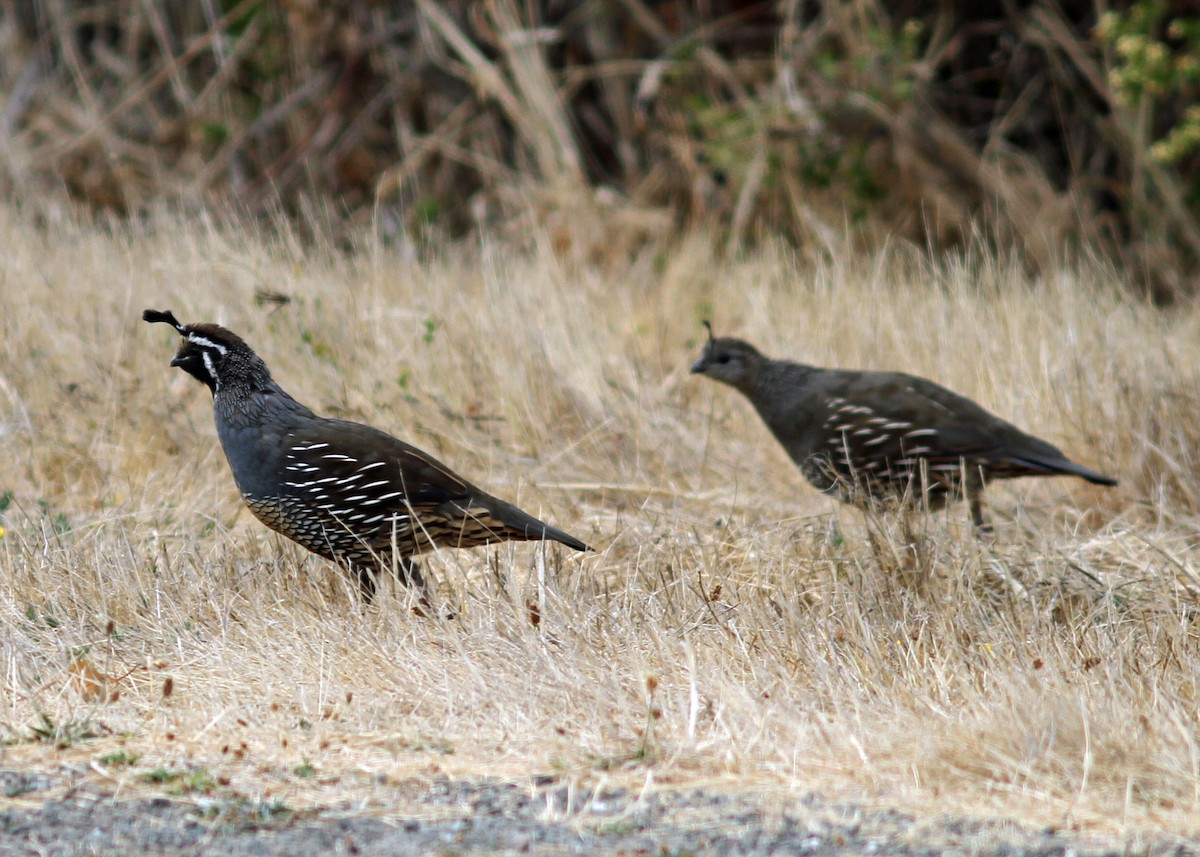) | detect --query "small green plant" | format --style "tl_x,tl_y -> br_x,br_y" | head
293,760 -> 316,778
97,750 -> 139,767
181,768 -> 216,794
300,330 -> 333,360
141,768 -> 179,784
26,713 -> 101,748
142,767 -> 215,794
36,499 -> 71,534
422,317 -> 439,345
